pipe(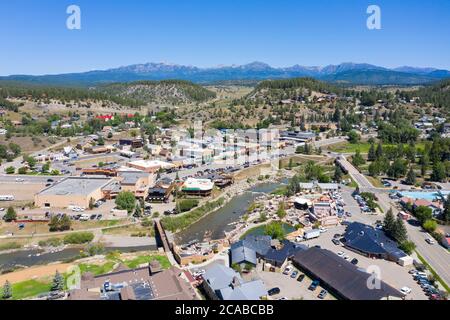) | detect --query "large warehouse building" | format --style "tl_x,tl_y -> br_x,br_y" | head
34,177 -> 115,209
